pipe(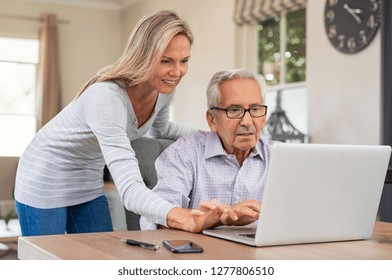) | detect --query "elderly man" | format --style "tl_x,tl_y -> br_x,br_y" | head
140,68 -> 274,230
